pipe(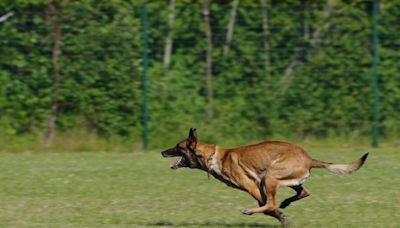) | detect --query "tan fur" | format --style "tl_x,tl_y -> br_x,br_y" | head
161,129 -> 368,227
